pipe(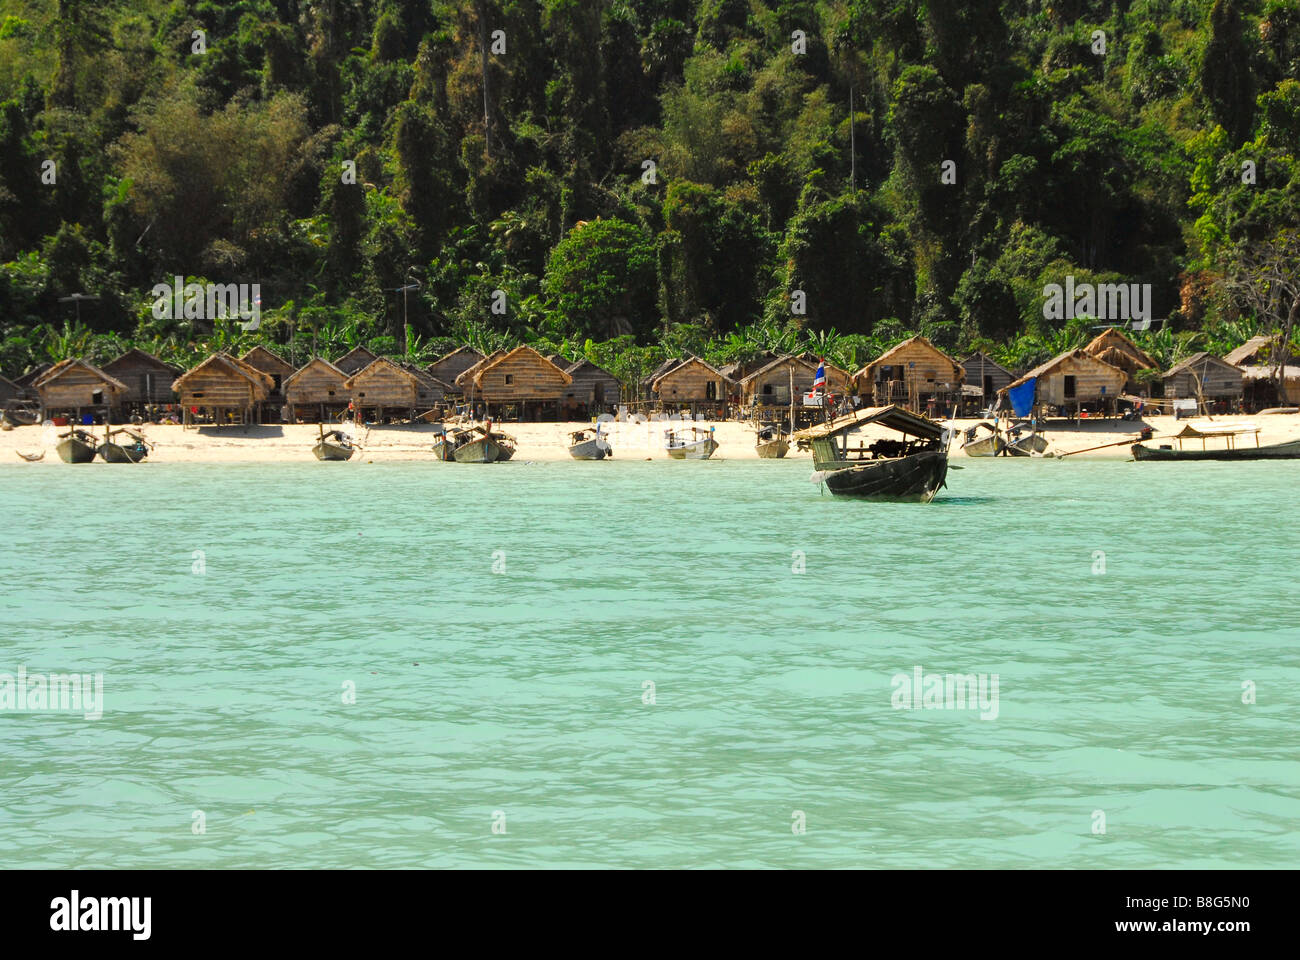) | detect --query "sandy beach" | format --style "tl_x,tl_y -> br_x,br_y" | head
5,413 -> 1300,464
